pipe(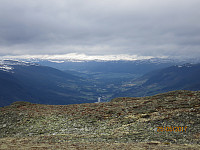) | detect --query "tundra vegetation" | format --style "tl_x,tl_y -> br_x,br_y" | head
0,90 -> 199,149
